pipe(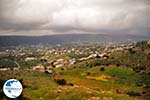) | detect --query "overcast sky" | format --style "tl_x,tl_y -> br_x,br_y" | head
0,0 -> 149,36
